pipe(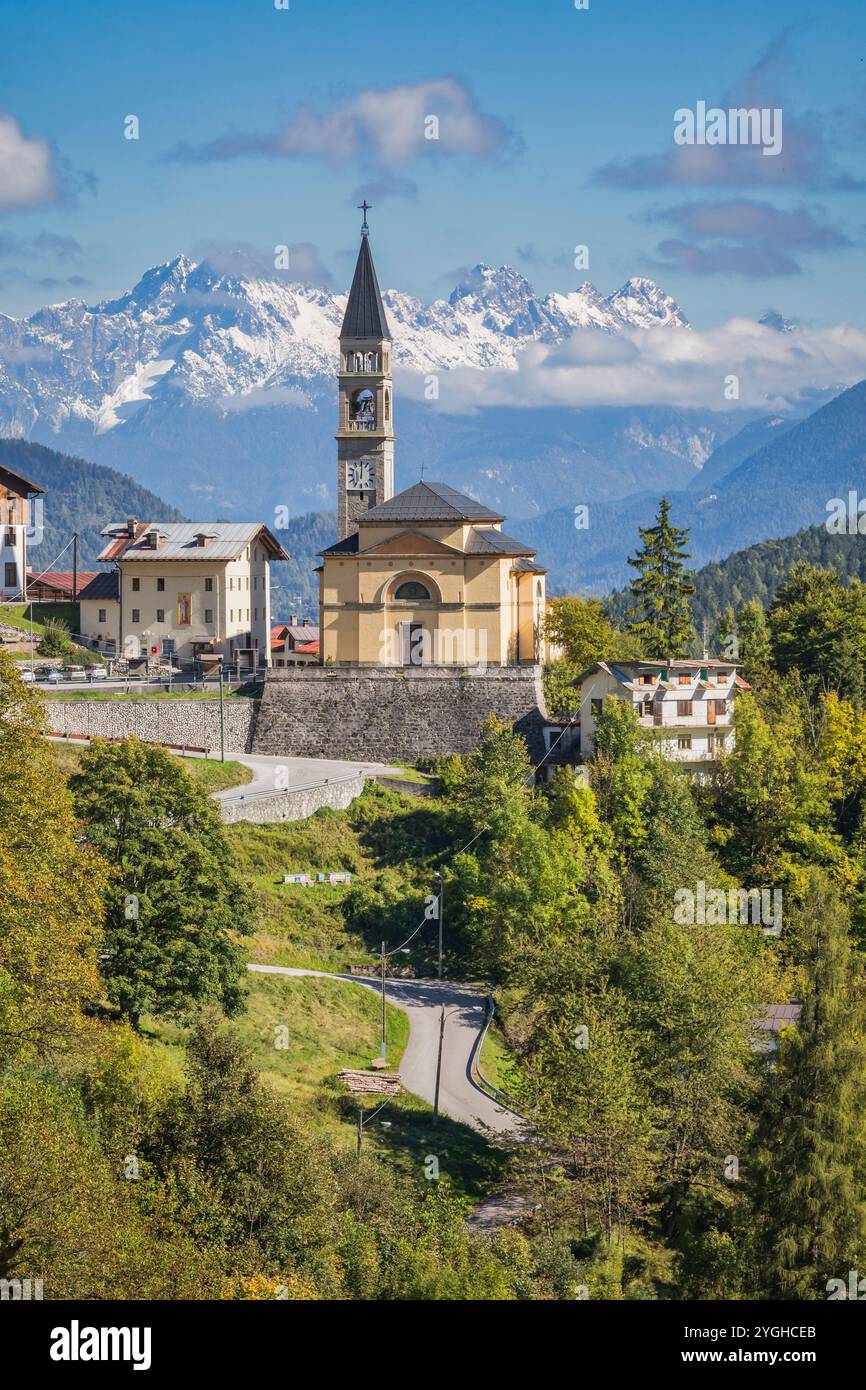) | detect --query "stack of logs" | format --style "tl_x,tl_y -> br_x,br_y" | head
338,1069 -> 401,1097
